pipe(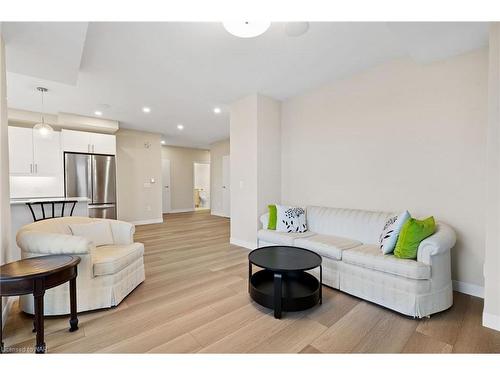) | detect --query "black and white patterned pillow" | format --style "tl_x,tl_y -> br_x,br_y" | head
379,210 -> 411,254
379,215 -> 398,251
276,205 -> 307,233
